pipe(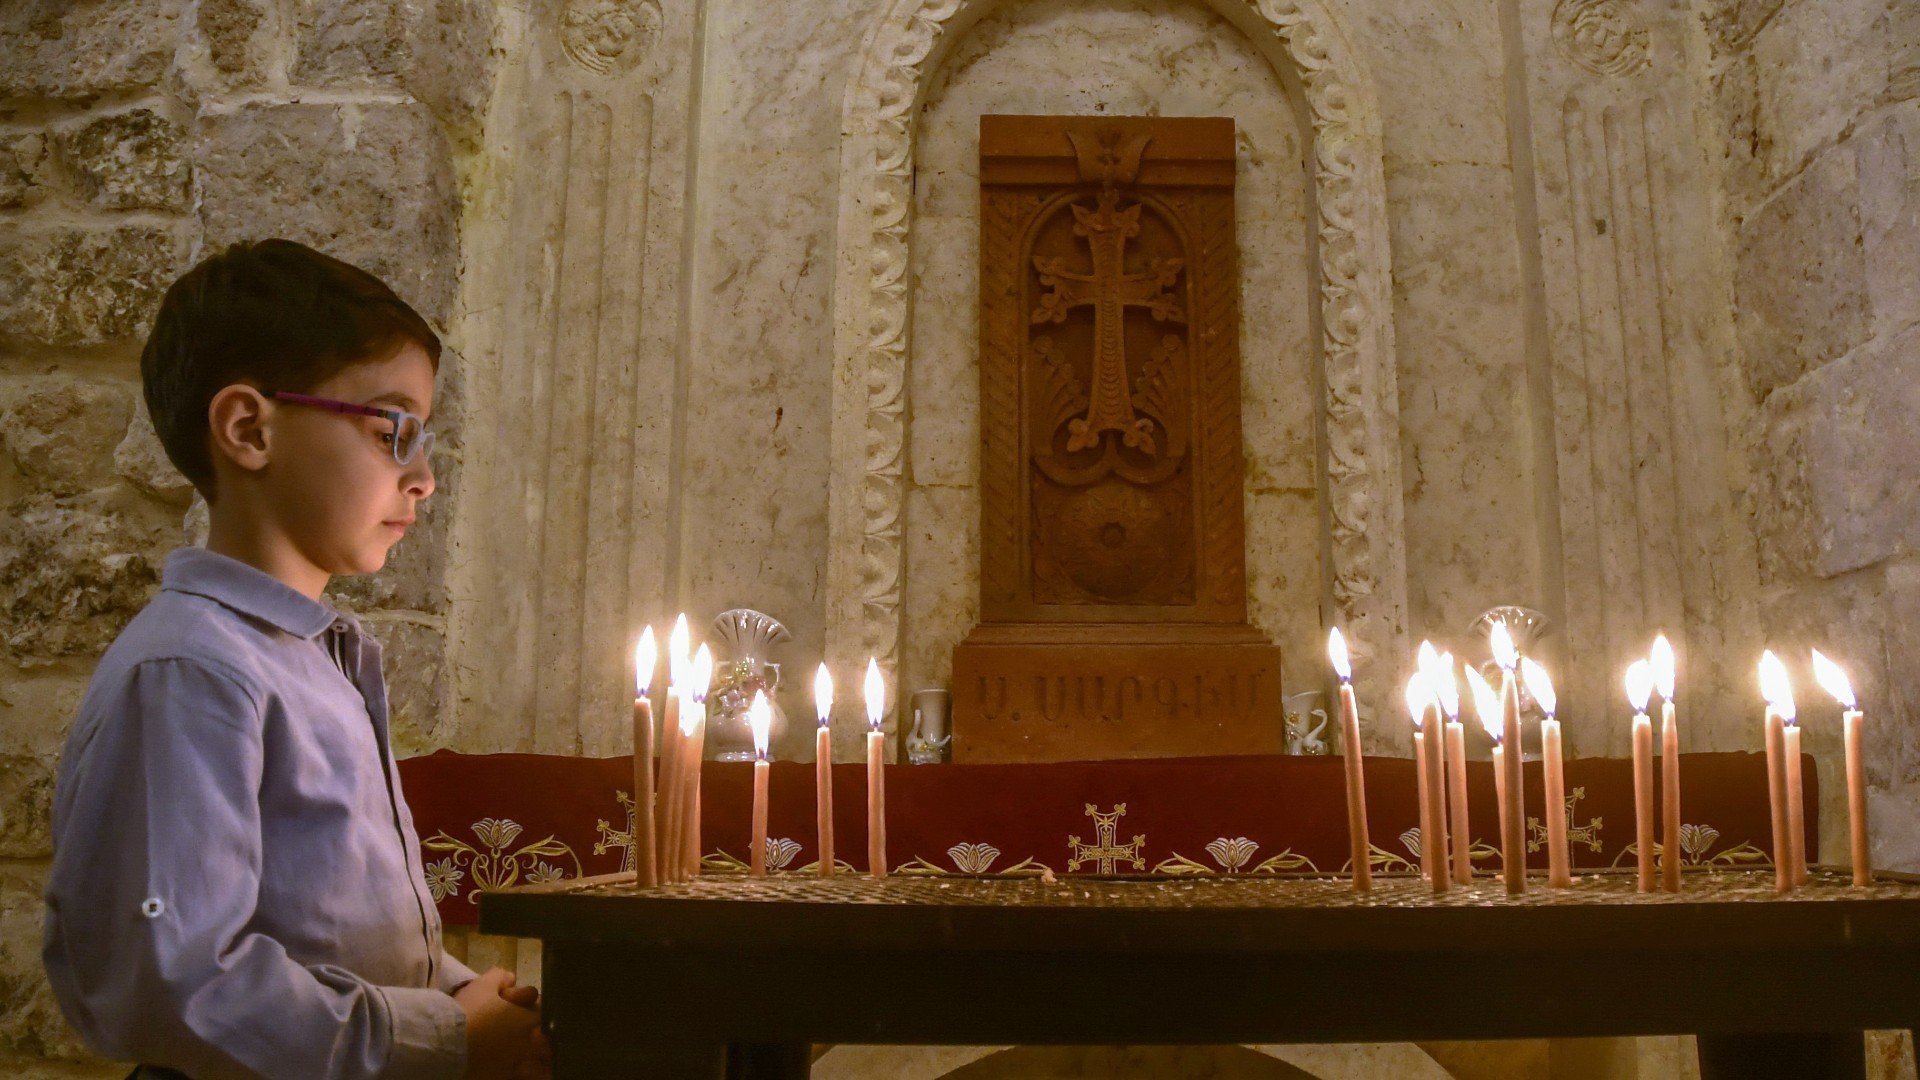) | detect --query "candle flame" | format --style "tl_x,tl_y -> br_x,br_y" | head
863,657 -> 885,731
1434,651 -> 1461,719
1464,665 -> 1501,741
1810,648 -> 1856,709
1489,620 -> 1518,670
748,690 -> 772,756
1404,670 -> 1434,724
1520,656 -> 1556,718
690,644 -> 714,704
1758,649 -> 1796,723
813,662 -> 834,725
1625,659 -> 1654,713
667,613 -> 690,689
634,626 -> 657,698
1416,639 -> 1440,680
1328,627 -> 1351,681
1650,634 -> 1676,700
